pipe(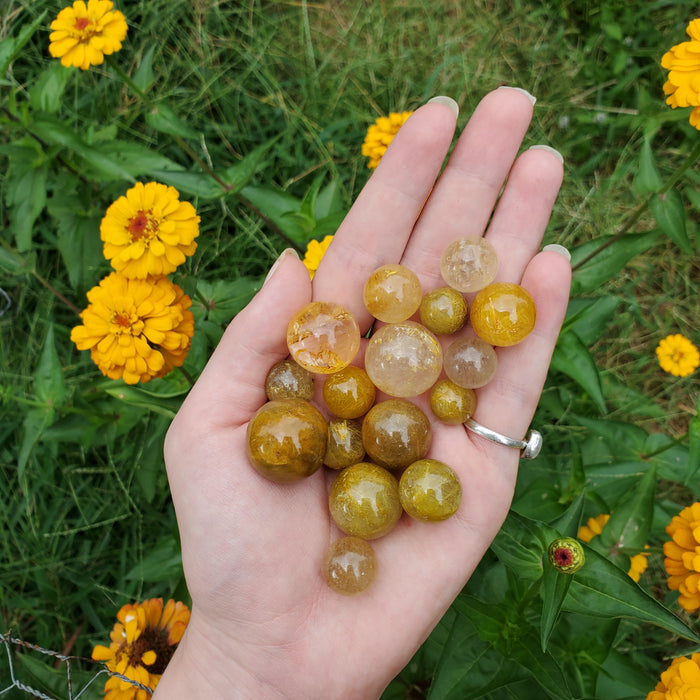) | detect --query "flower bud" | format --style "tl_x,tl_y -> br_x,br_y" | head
548,537 -> 585,574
